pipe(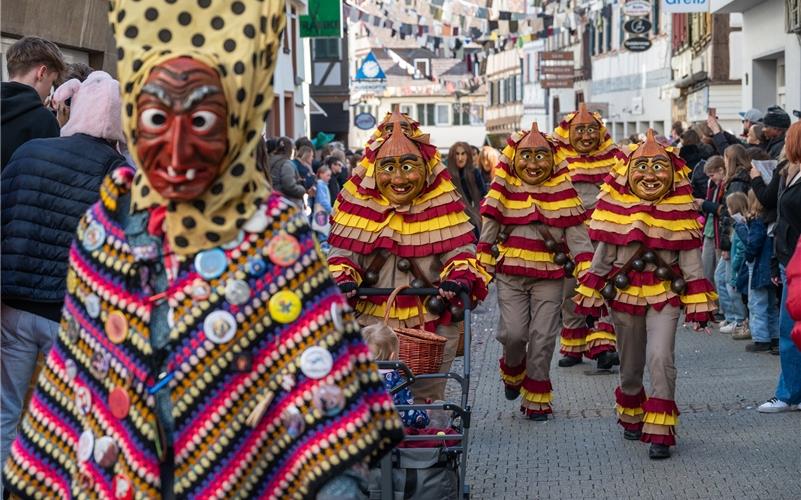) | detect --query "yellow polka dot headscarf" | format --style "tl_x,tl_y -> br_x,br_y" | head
109,0 -> 285,254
